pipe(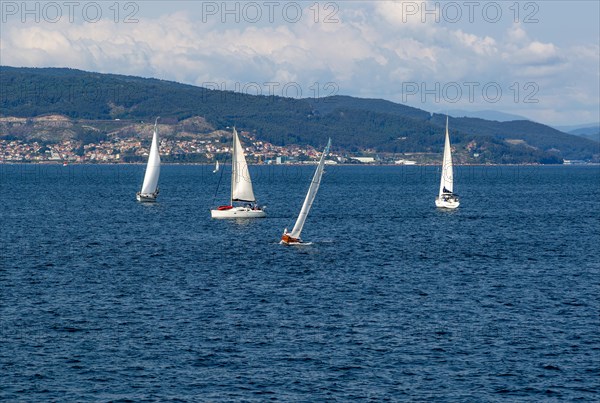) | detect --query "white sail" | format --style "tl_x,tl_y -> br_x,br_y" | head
439,116 -> 454,197
289,138 -> 331,239
231,127 -> 256,203
140,118 -> 161,195
213,160 -> 219,173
